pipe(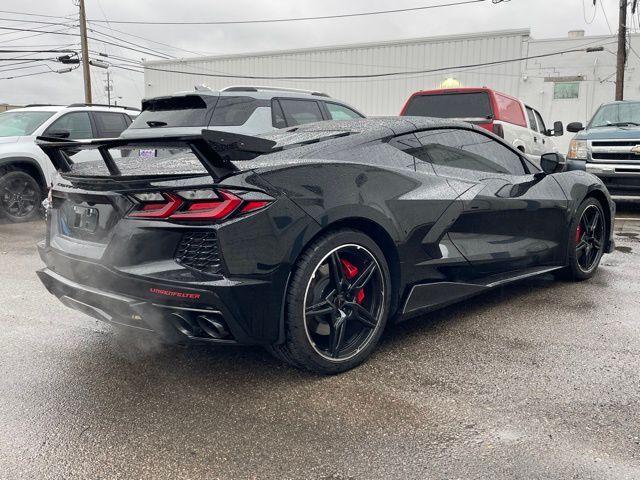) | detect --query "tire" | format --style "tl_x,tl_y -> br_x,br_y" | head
561,197 -> 607,281
269,228 -> 392,374
0,170 -> 43,223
